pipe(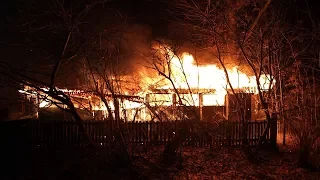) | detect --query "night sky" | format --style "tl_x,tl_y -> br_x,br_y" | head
1,0 -> 319,52
1,0 -> 319,33
1,0 -> 319,43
